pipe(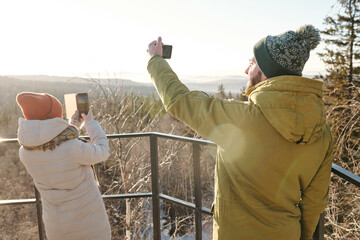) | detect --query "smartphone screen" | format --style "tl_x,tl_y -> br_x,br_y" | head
77,93 -> 89,116
162,45 -> 172,59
